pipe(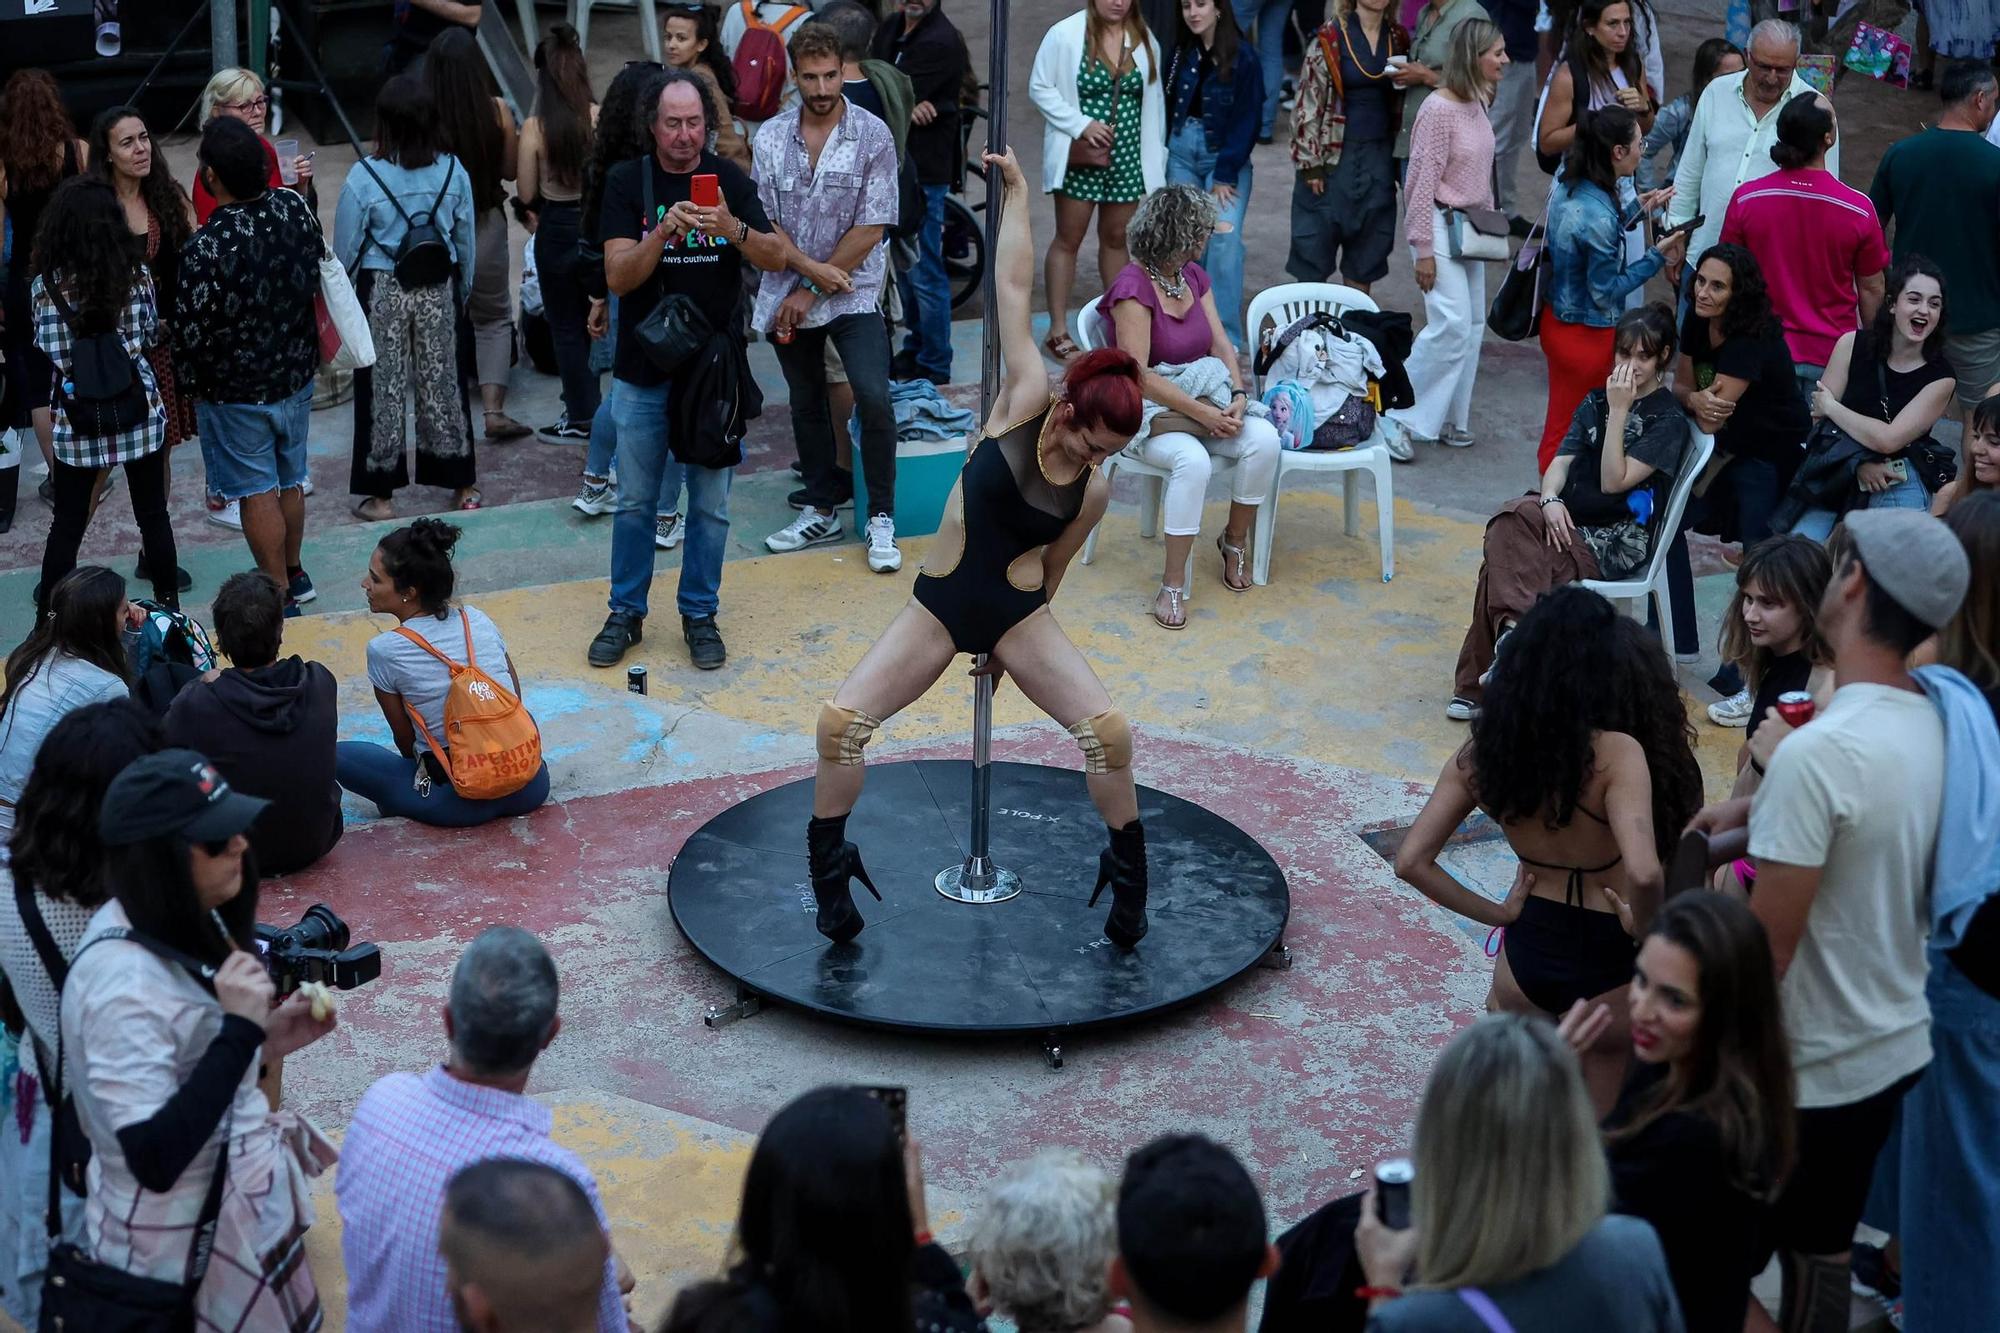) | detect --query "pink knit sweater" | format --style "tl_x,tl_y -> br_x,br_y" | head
1403,93 -> 1497,258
